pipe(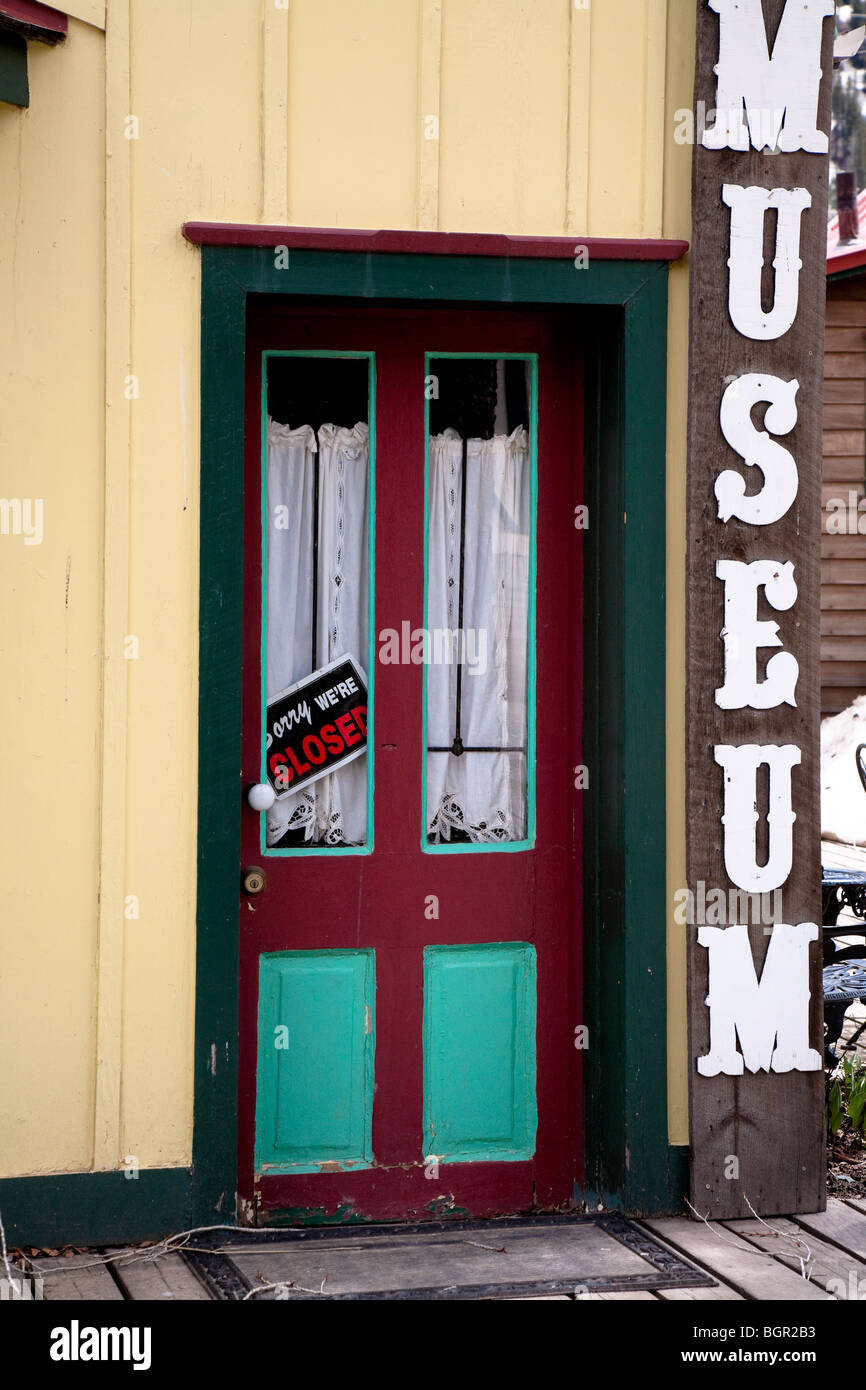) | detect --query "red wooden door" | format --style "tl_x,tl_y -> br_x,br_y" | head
238,304 -> 583,1223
